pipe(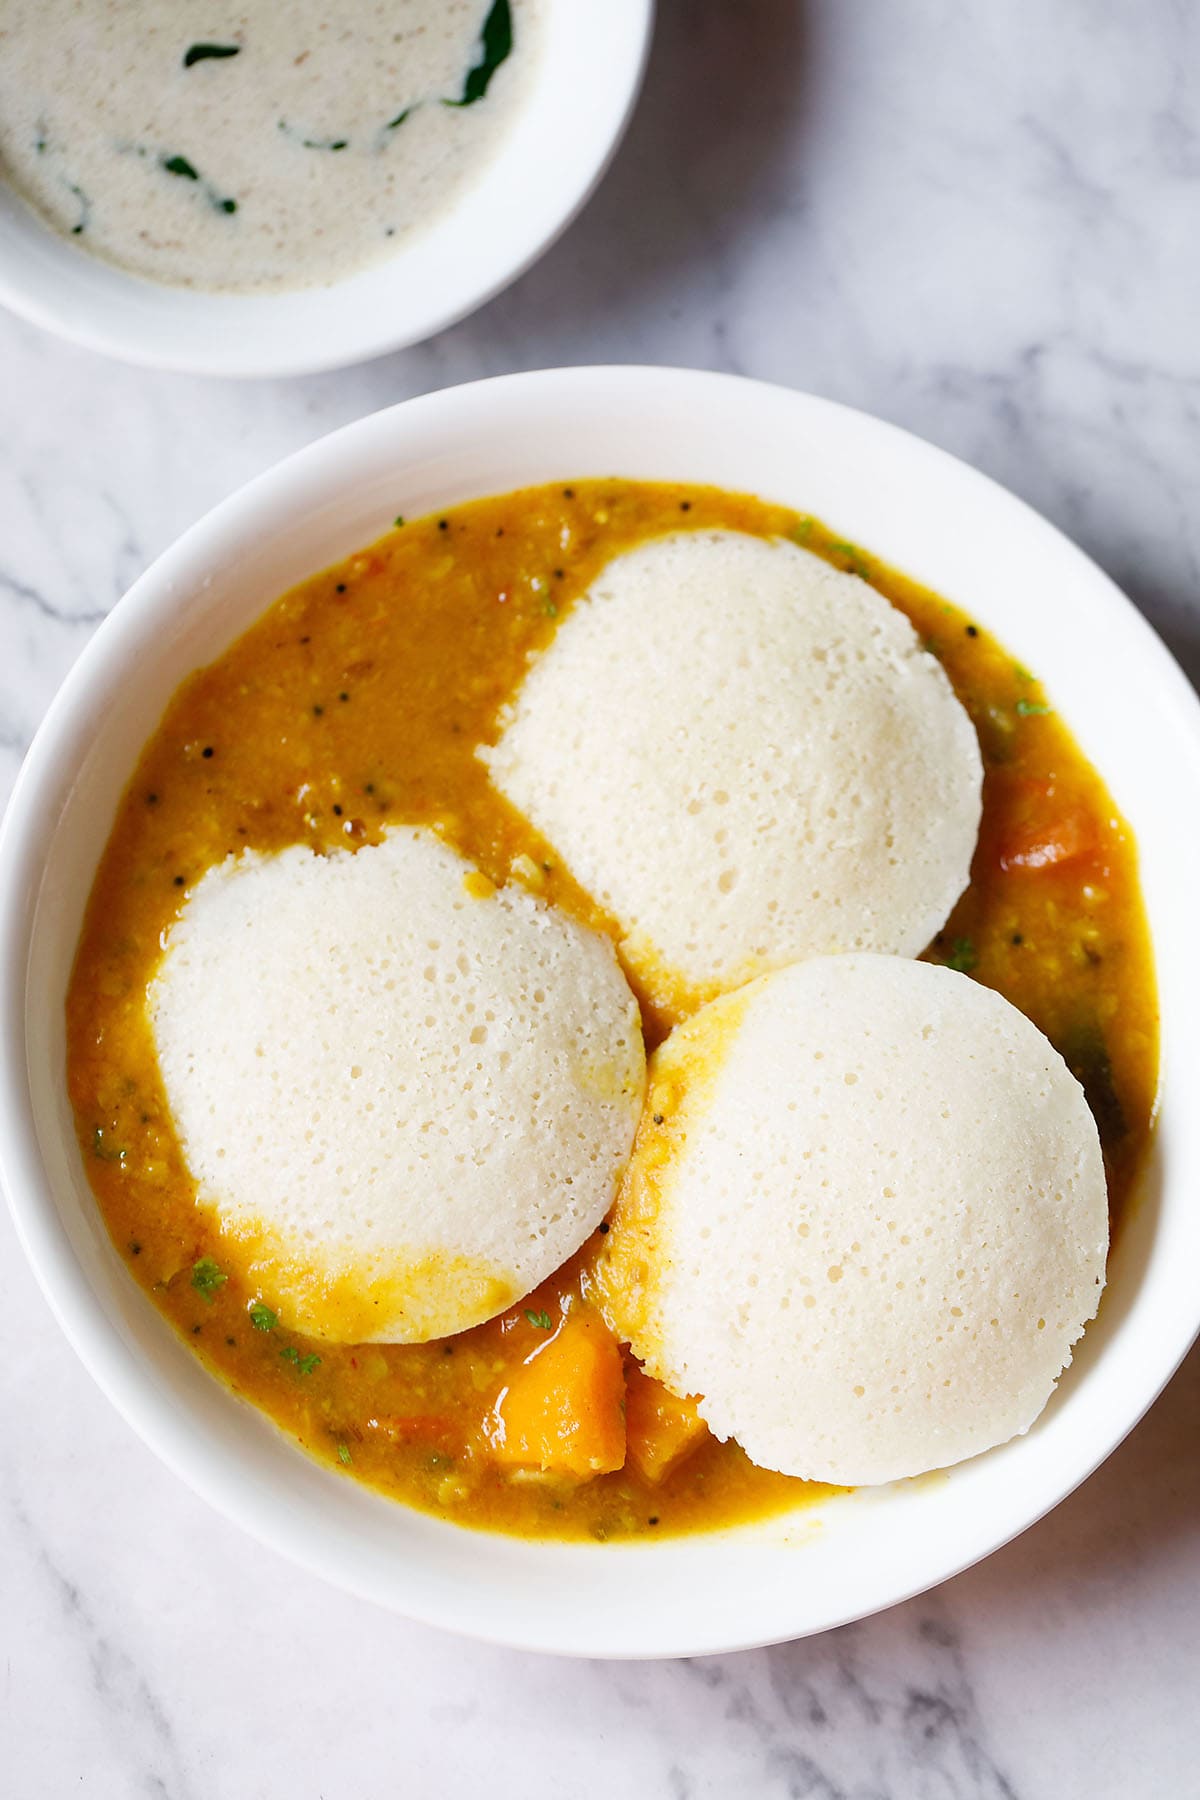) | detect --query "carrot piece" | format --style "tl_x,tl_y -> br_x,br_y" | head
486,1306 -> 626,1478
623,1363 -> 709,1484
997,781 -> 1100,872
